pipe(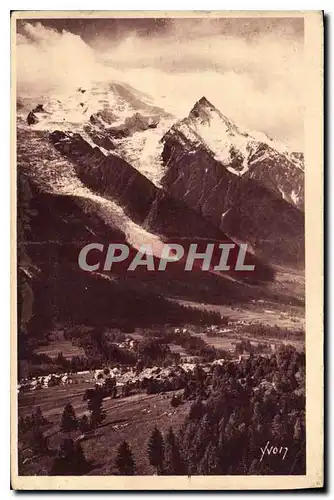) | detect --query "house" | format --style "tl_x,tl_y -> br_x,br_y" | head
238,353 -> 251,362
212,358 -> 225,366
180,355 -> 202,364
